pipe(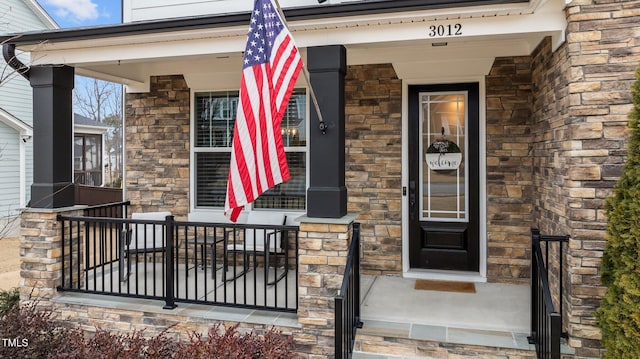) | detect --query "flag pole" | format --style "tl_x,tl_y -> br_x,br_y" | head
271,0 -> 327,134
